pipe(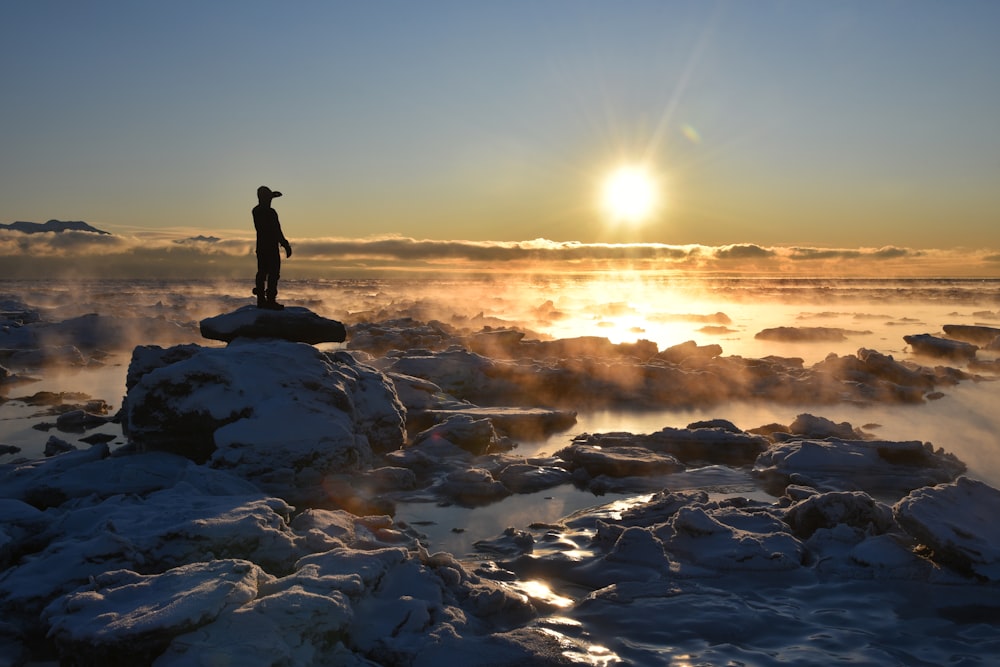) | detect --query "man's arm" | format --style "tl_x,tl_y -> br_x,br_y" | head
275,214 -> 292,257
